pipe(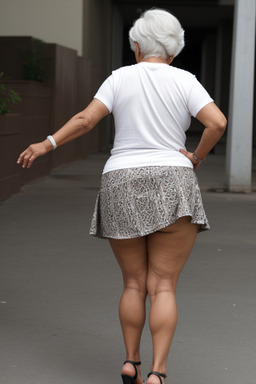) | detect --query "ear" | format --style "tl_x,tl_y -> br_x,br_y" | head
134,42 -> 140,55
134,42 -> 143,63
168,55 -> 174,65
